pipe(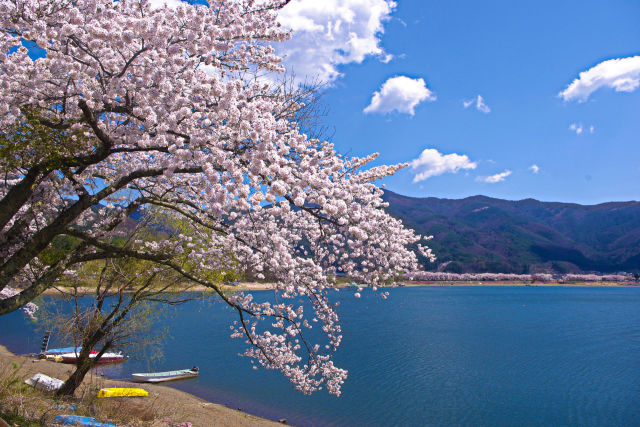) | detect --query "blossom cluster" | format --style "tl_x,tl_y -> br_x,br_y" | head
409,271 -> 632,282
0,0 -> 431,395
